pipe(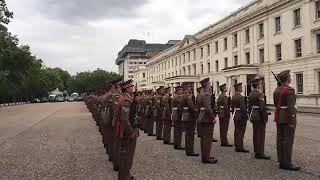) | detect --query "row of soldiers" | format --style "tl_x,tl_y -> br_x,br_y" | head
85,69 -> 300,180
